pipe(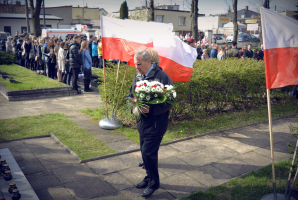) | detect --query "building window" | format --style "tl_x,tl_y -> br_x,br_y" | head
4,26 -> 11,36
179,17 -> 186,26
156,15 -> 164,23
